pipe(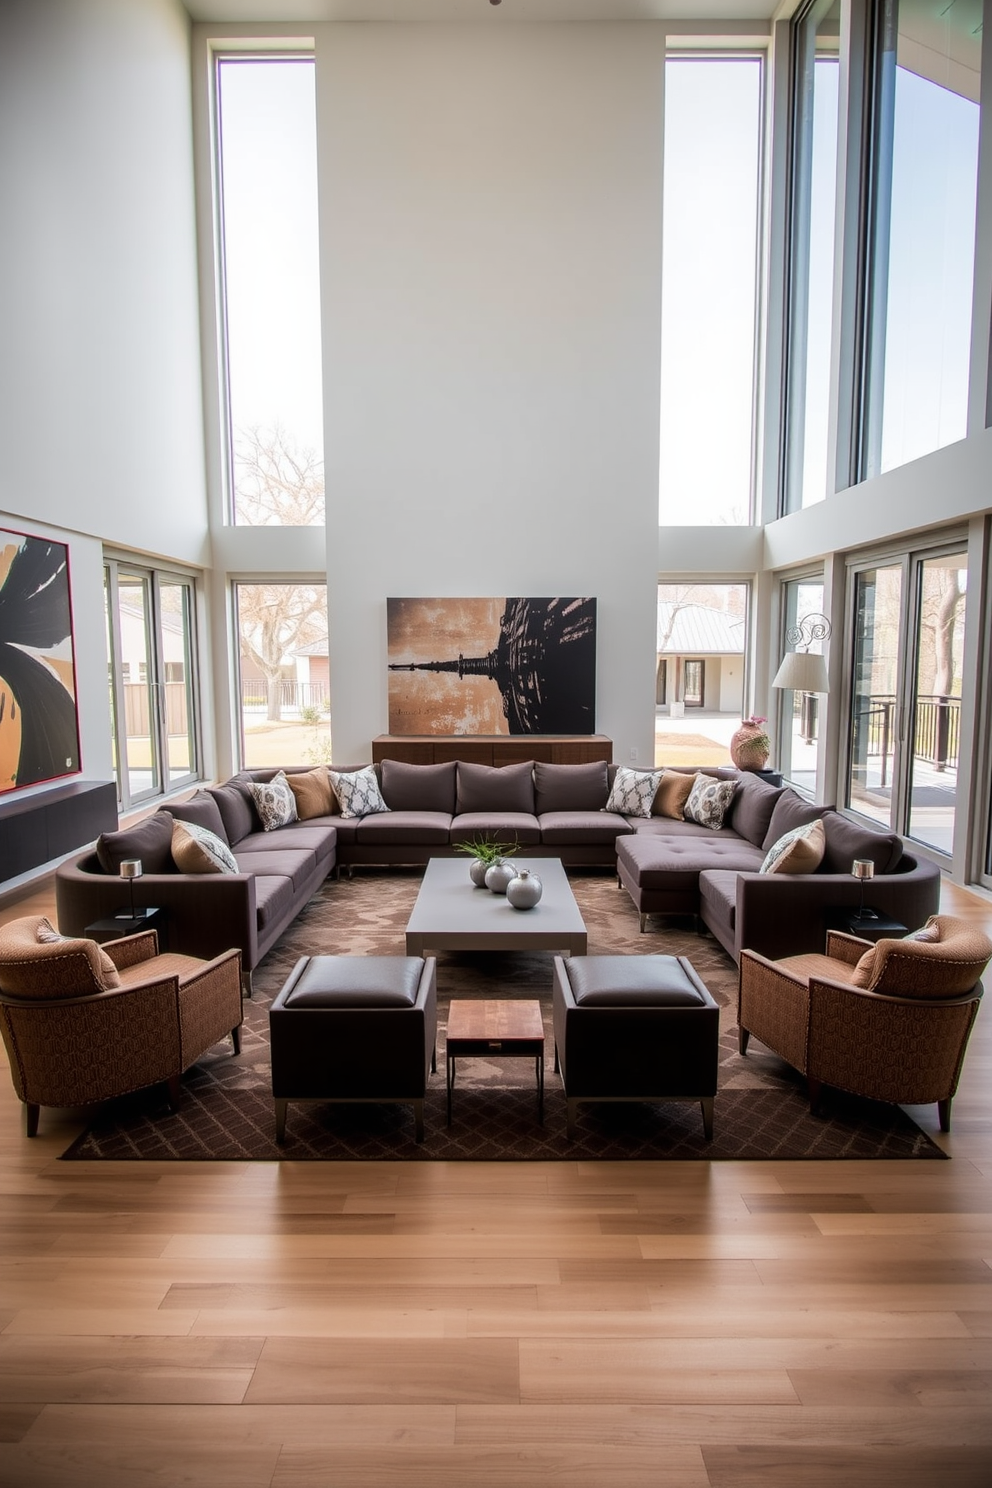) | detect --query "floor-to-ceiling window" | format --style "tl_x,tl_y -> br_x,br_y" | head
104,562 -> 199,811
235,582 -> 329,769
659,55 -> 763,525
777,576 -> 826,795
